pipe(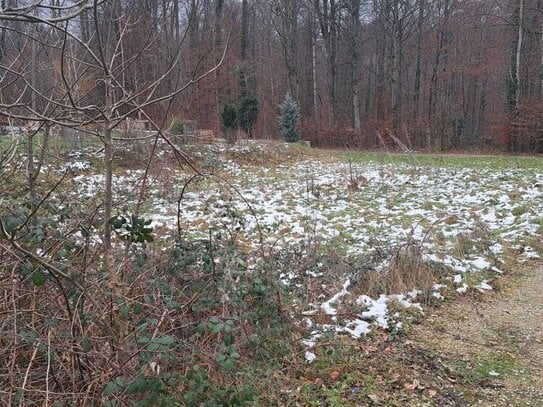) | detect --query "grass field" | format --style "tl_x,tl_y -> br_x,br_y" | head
57,142 -> 543,341
334,150 -> 543,170
0,132 -> 102,156
1,139 -> 542,405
